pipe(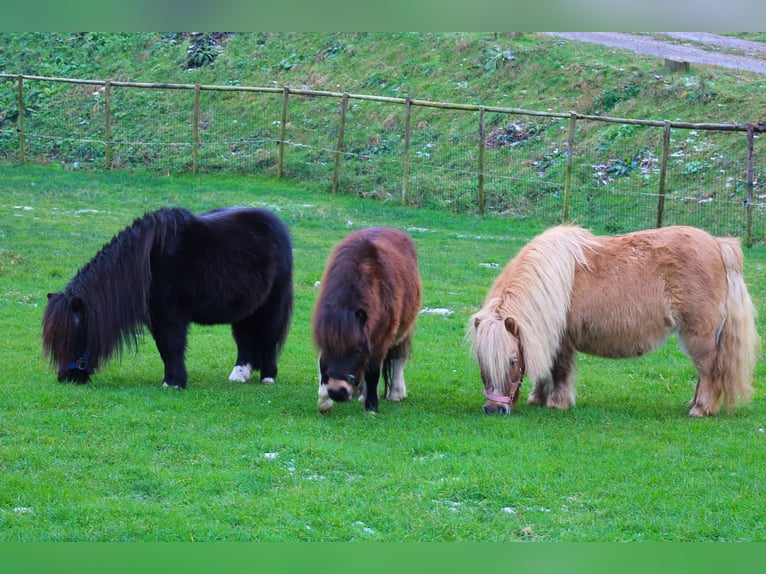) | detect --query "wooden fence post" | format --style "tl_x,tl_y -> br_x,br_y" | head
746,124 -> 755,248
277,86 -> 289,178
656,120 -> 671,228
192,84 -> 200,174
562,112 -> 576,222
332,93 -> 348,193
104,80 -> 112,170
401,96 -> 412,205
477,106 -> 486,215
17,75 -> 25,164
